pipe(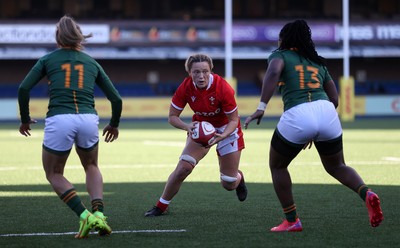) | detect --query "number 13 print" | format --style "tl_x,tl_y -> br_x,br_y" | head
295,65 -> 320,89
